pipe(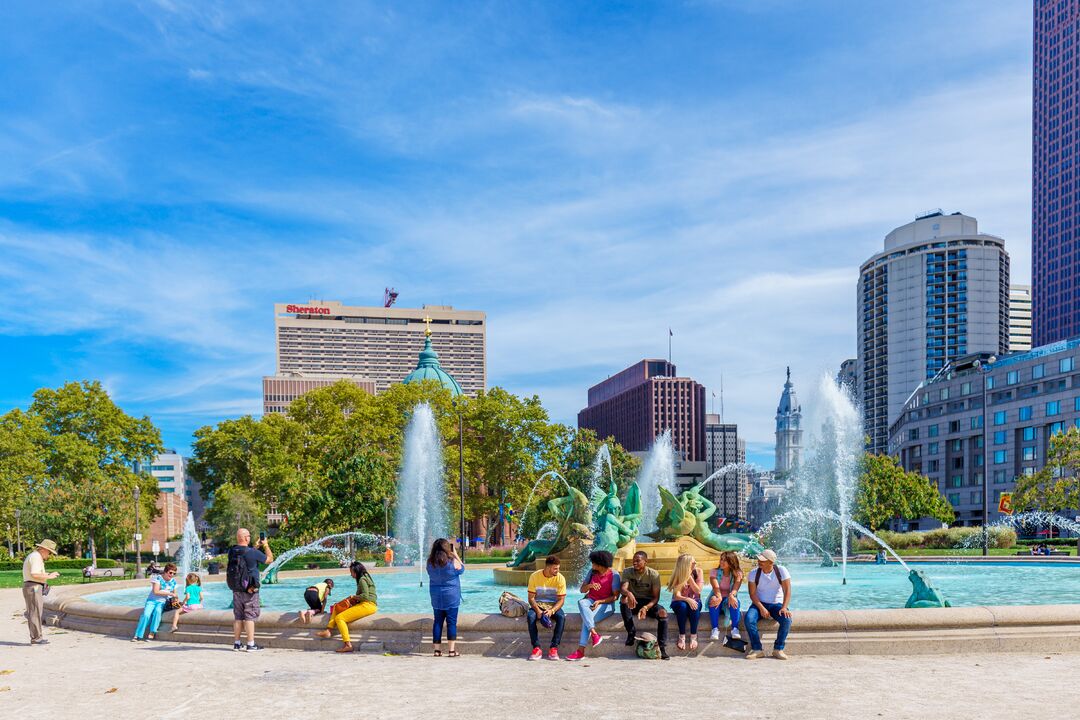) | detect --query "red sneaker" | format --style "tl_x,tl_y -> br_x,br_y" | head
547,647 -> 560,660
565,649 -> 586,661
528,647 -> 542,661
590,630 -> 603,648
